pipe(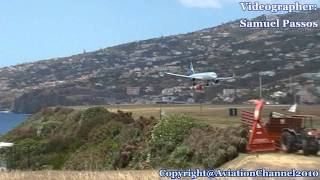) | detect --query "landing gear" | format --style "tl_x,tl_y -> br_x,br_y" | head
194,84 -> 204,91
192,78 -> 196,86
